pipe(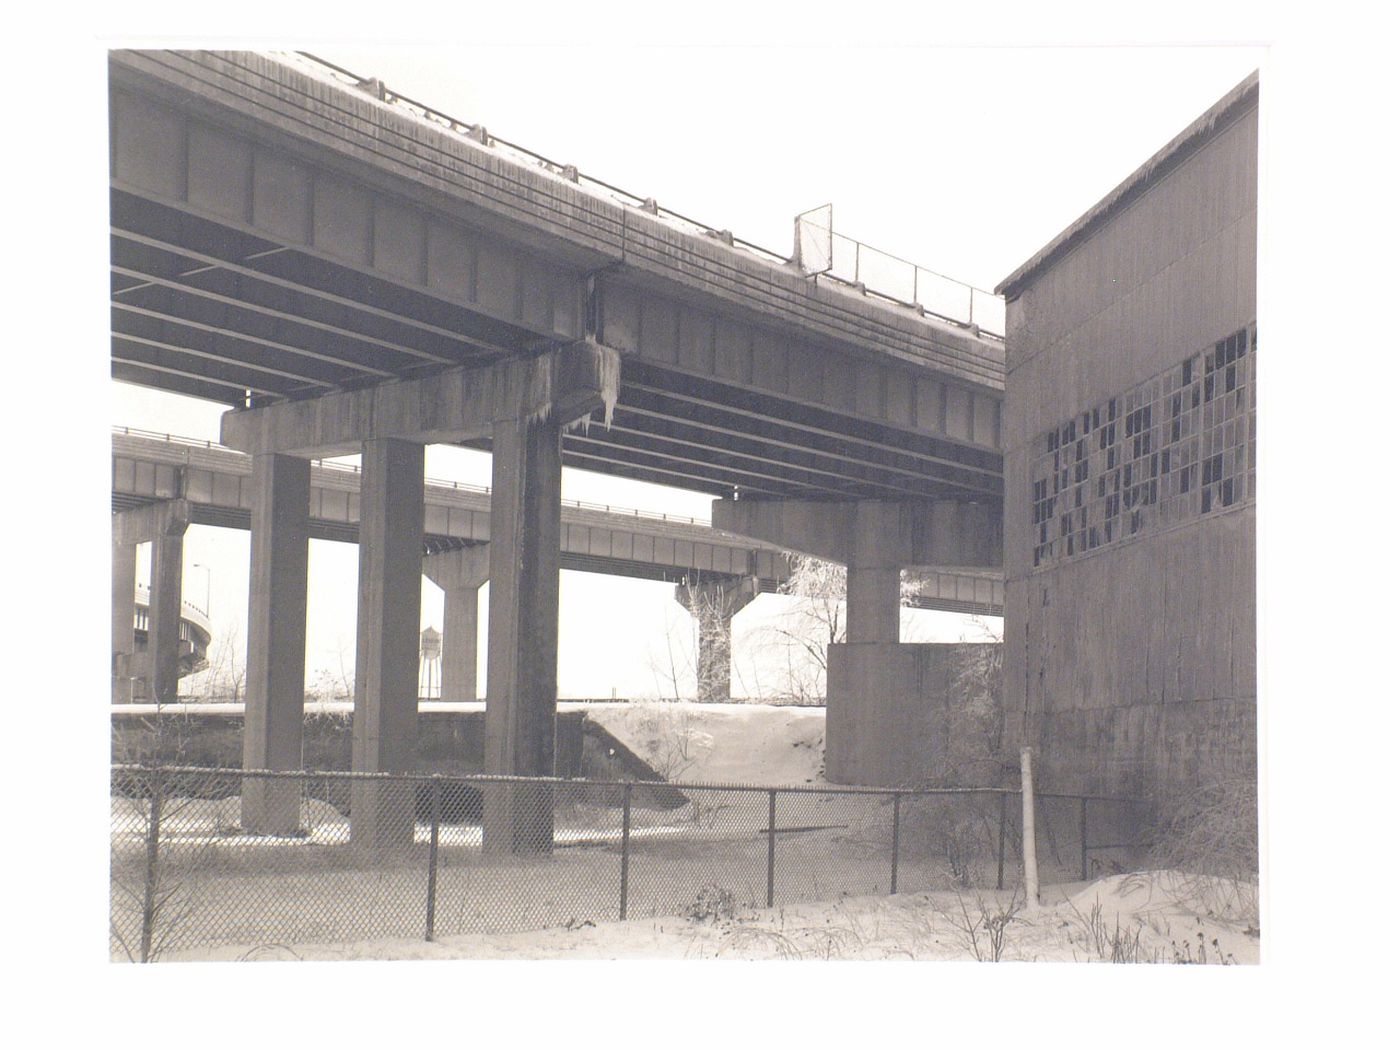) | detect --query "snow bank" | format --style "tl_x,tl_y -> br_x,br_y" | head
581,702 -> 825,785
